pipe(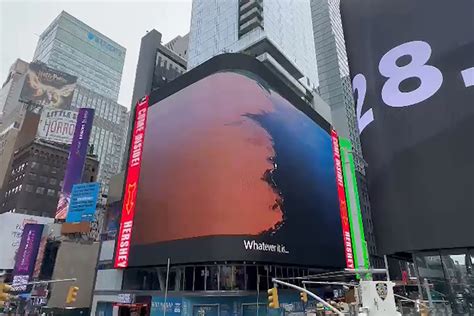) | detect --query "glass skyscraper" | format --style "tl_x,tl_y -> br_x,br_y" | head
33,11 -> 129,197
311,0 -> 382,268
310,0 -> 363,172
188,0 -> 320,102
33,11 -> 125,101
70,86 -> 129,196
